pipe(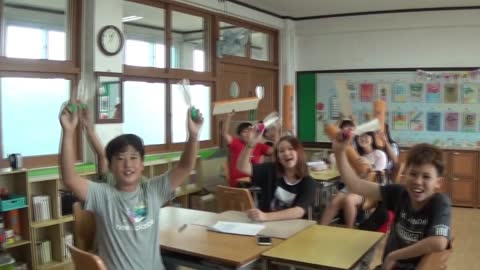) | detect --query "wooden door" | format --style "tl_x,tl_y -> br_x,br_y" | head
249,68 -> 277,120
449,151 -> 477,207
